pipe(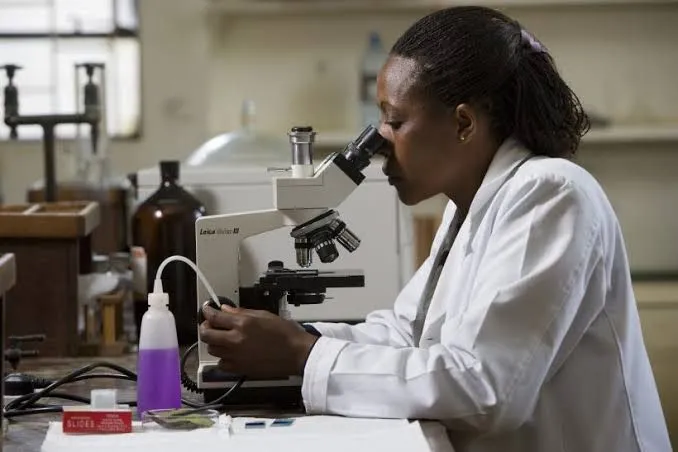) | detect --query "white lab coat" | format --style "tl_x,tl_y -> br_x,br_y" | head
303,138 -> 672,452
